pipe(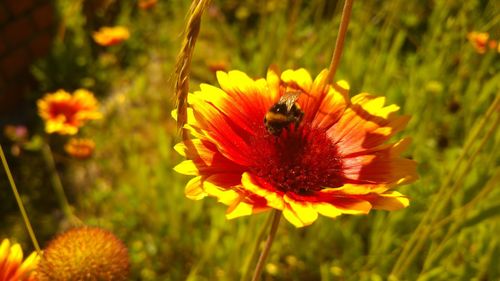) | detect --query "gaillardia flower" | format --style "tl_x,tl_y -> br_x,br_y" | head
64,138 -> 95,159
0,239 -> 39,281
37,227 -> 130,281
38,89 -> 102,135
174,68 -> 418,227
467,31 -> 489,54
93,26 -> 130,46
